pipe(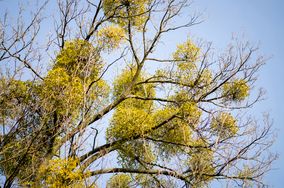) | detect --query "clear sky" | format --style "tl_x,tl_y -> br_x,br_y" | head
0,0 -> 283,187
